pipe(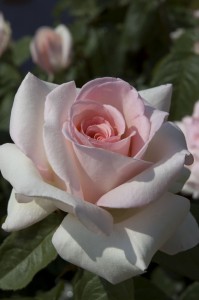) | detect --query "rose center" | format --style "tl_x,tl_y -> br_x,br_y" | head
81,116 -> 117,141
